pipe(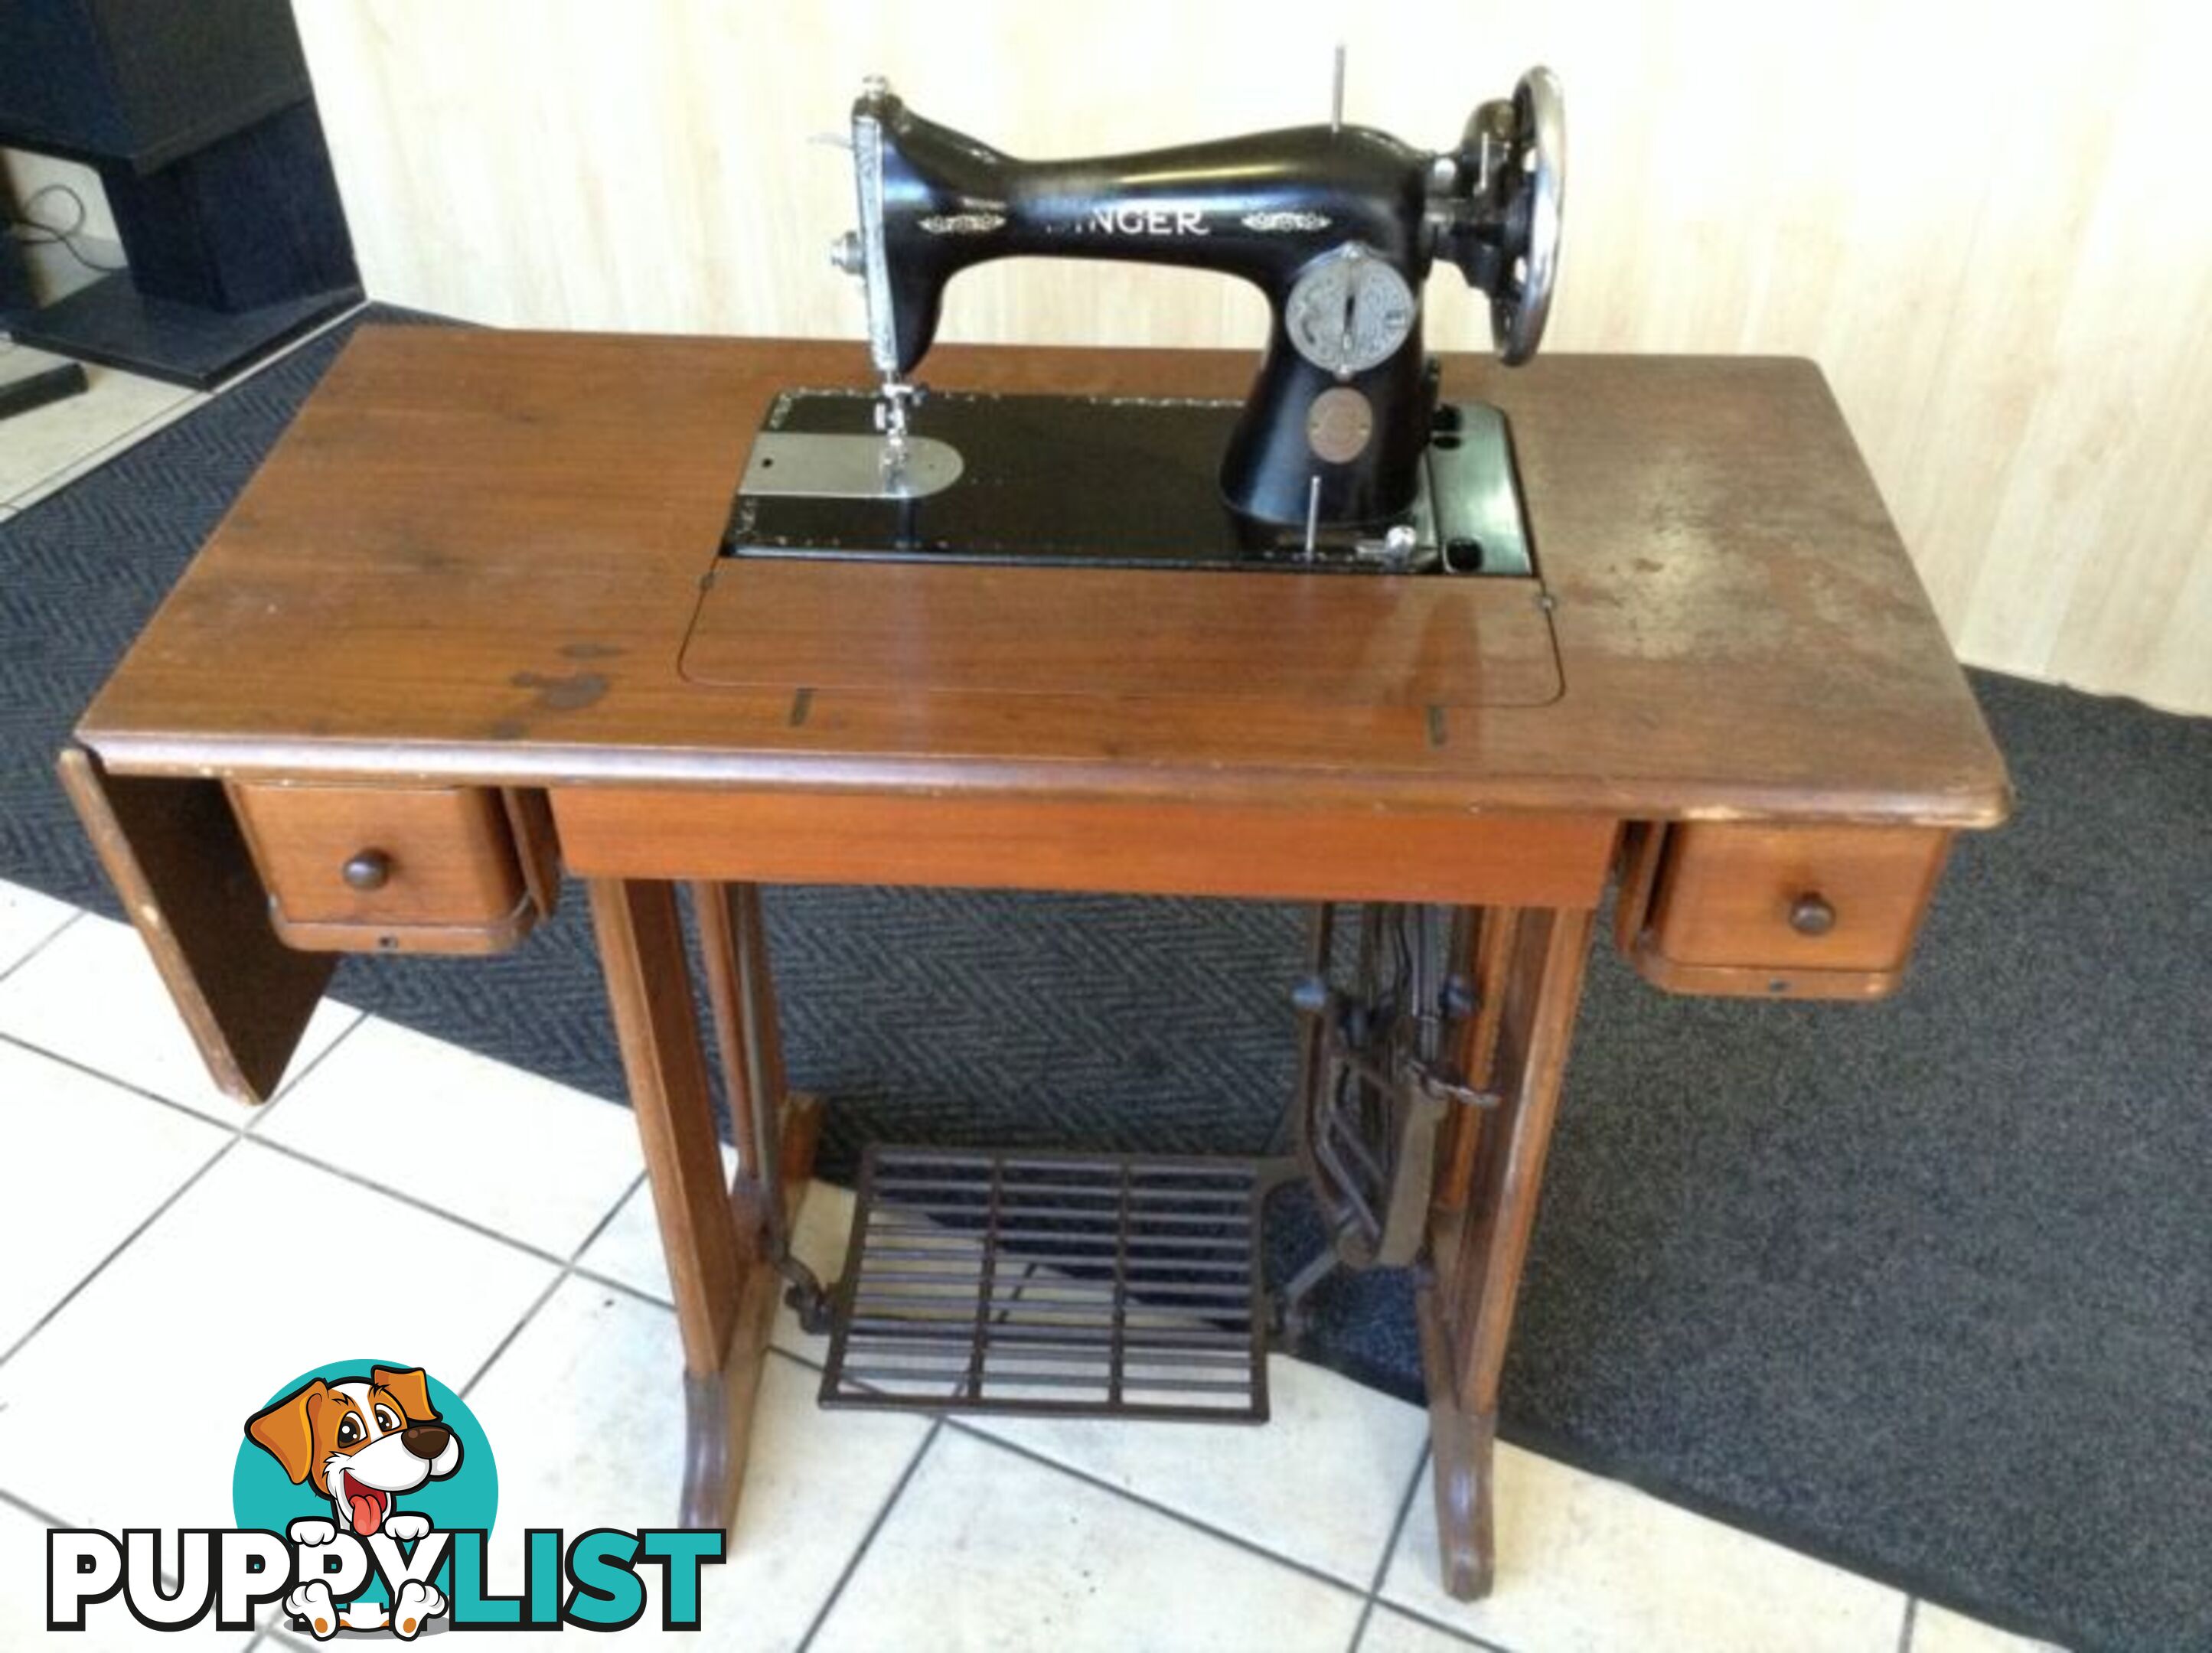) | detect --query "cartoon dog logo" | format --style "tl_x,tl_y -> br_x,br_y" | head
246,1364 -> 459,1638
